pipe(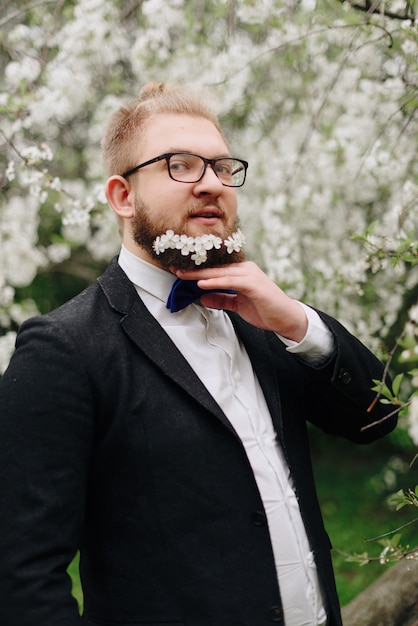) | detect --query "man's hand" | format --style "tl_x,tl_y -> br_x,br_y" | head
175,261 -> 308,342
